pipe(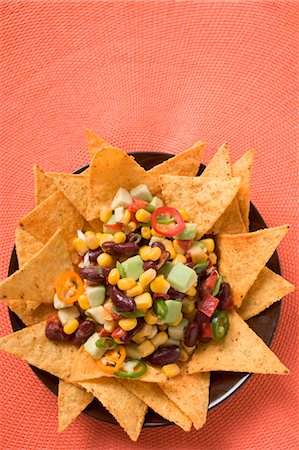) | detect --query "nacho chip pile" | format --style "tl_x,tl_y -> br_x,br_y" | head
0,131 -> 294,441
